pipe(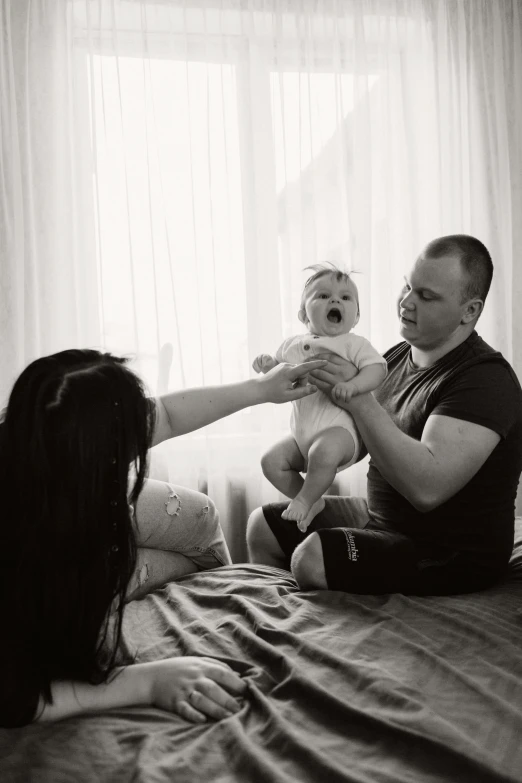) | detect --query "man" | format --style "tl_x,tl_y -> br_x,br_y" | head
246,235 -> 522,595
